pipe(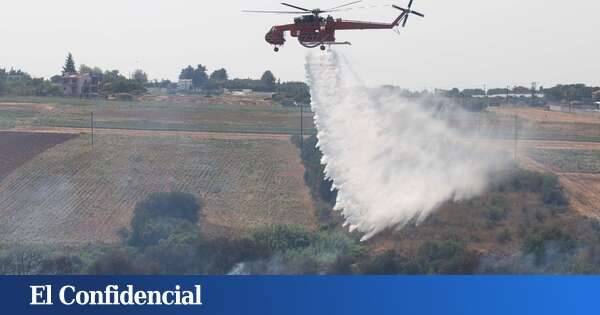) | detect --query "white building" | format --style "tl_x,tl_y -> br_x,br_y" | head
177,79 -> 193,91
